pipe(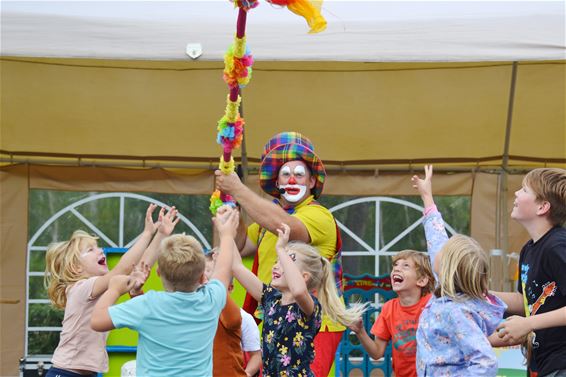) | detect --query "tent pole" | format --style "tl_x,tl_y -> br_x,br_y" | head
239,96 -> 249,184
502,62 -> 518,170
499,61 -> 518,291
